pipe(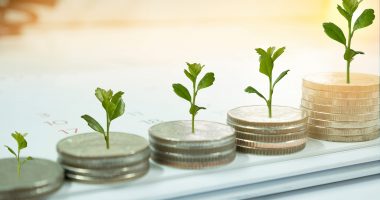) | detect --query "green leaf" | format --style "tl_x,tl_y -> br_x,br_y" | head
22,156 -> 33,165
337,5 -> 351,21
272,47 -> 286,61
323,22 -> 347,45
344,48 -> 364,61
267,47 -> 276,56
353,9 -> 375,31
184,69 -> 195,82
81,115 -> 105,134
342,0 -> 361,15
110,98 -> 125,120
273,70 -> 290,88
189,104 -> 206,115
4,145 -> 17,158
172,83 -> 192,102
12,132 -> 27,150
245,86 -> 267,102
255,48 -> 273,77
187,63 -> 203,77
197,72 -> 215,91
